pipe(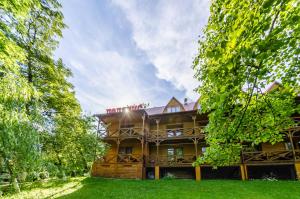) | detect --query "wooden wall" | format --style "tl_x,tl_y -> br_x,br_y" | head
92,163 -> 143,179
261,142 -> 286,151
149,144 -> 203,157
